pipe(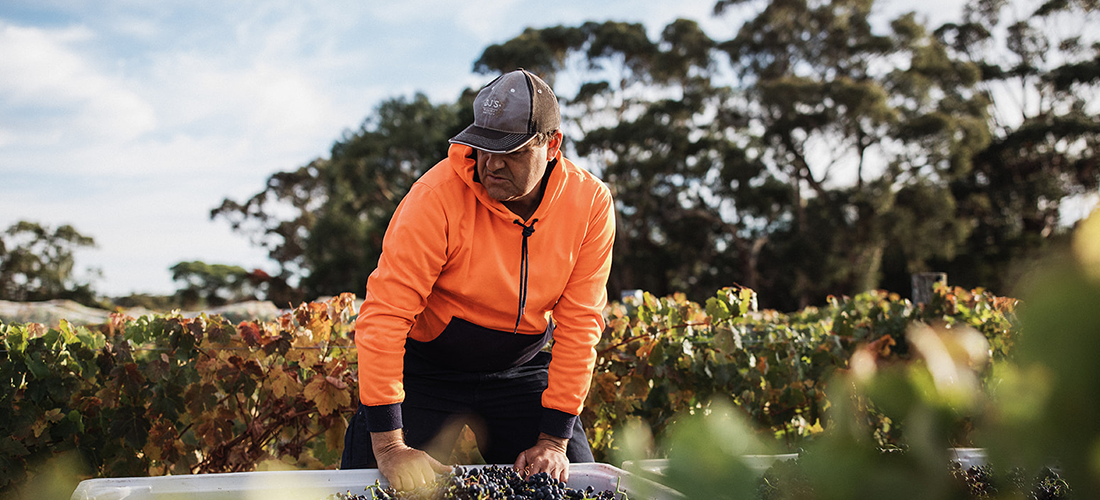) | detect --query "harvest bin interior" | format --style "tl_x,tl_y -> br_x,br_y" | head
70,463 -> 683,500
